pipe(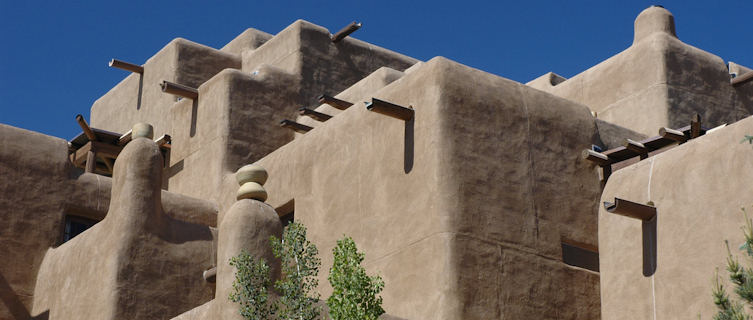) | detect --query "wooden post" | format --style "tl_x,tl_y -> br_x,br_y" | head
109,59 -> 144,74
85,151 -> 96,173
365,98 -> 414,121
331,22 -> 362,43
601,165 -> 612,187
690,114 -> 702,139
